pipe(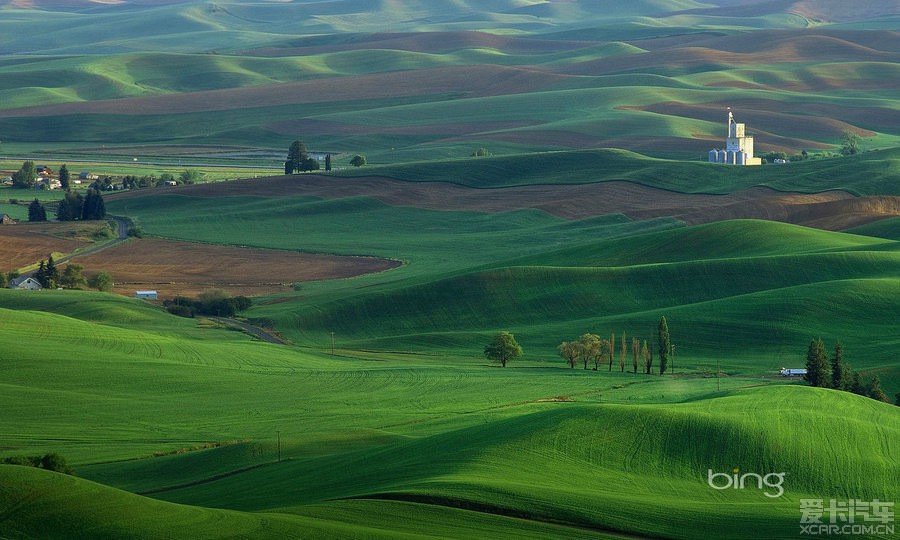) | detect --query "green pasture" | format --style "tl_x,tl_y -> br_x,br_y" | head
2,2 -> 899,538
